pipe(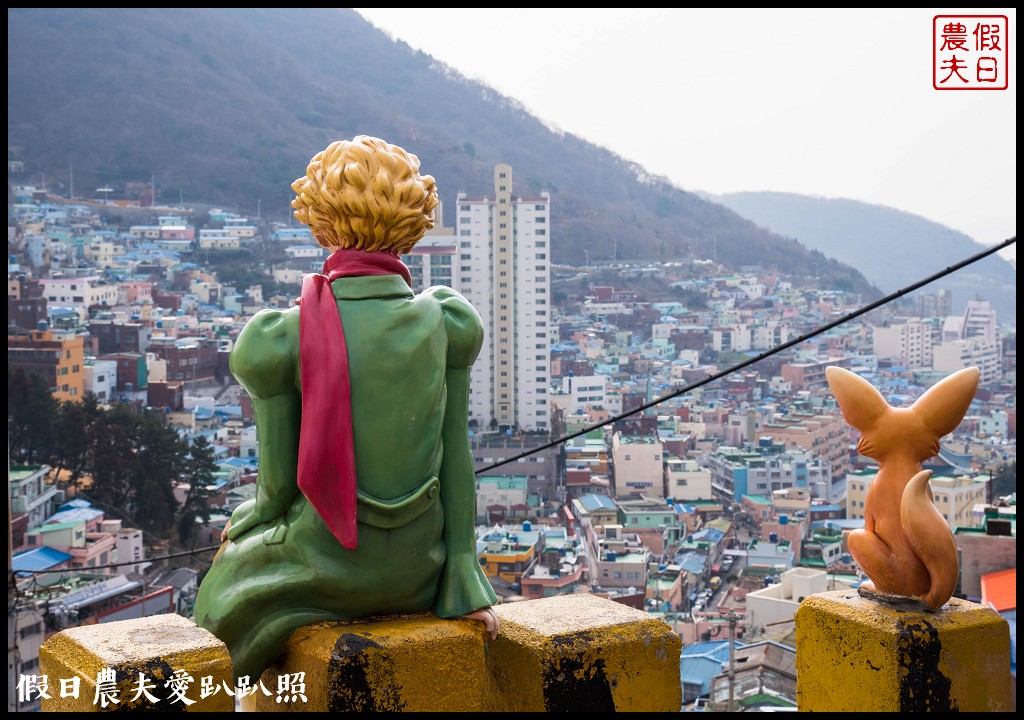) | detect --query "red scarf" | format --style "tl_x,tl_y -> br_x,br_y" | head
297,248 -> 412,549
